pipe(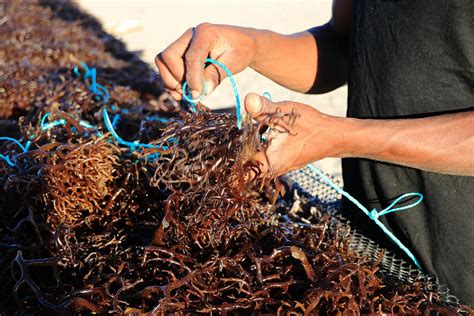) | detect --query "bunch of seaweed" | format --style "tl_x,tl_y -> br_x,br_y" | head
0,0 -> 473,315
